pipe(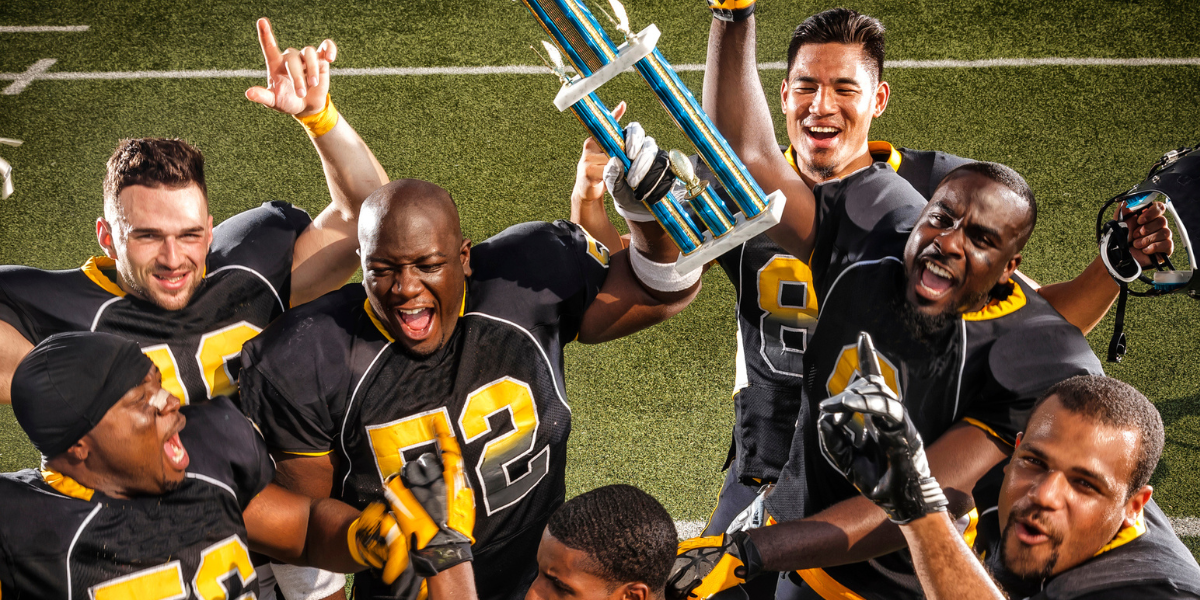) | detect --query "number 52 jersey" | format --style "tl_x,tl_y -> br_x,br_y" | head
238,220 -> 610,600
